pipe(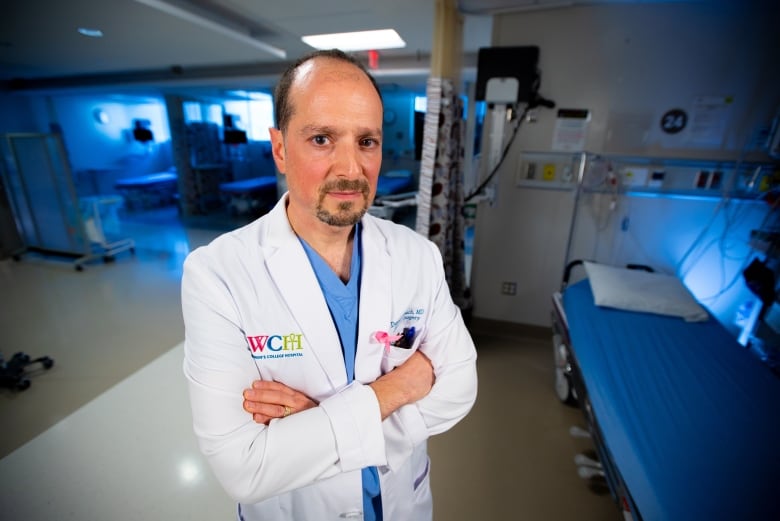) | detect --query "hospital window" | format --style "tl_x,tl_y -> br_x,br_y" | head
223,92 -> 274,142
183,102 -> 223,126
